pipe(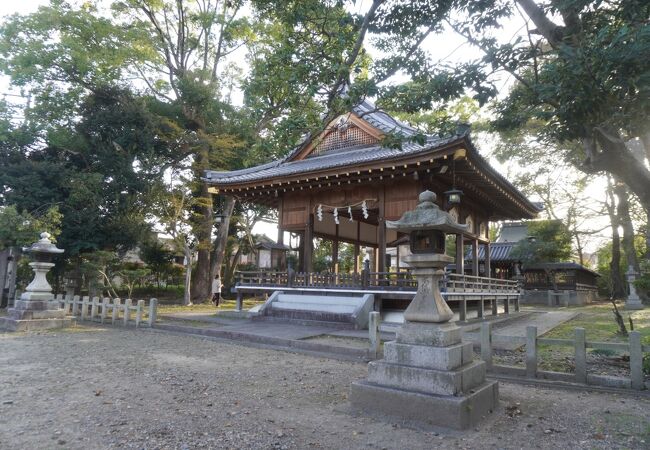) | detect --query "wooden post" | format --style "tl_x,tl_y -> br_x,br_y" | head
574,327 -> 587,384
304,214 -> 314,273
72,295 -> 80,316
526,326 -> 537,378
485,242 -> 491,277
369,311 -> 381,359
455,234 -> 465,274
471,239 -> 479,276
459,298 -> 467,321
504,295 -> 510,314
491,295 -> 498,315
477,297 -> 484,318
123,299 -> 132,326
235,292 -> 243,312
277,198 -> 284,245
353,243 -> 359,273
480,321 -> 493,370
100,298 -> 109,324
90,296 -> 99,321
135,300 -> 145,328
629,331 -> 643,390
112,298 -> 121,325
378,186 -> 386,274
